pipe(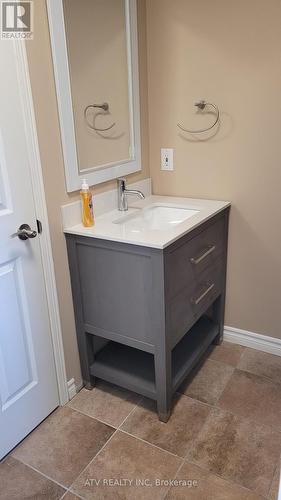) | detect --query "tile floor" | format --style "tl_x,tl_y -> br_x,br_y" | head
1,342 -> 281,499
